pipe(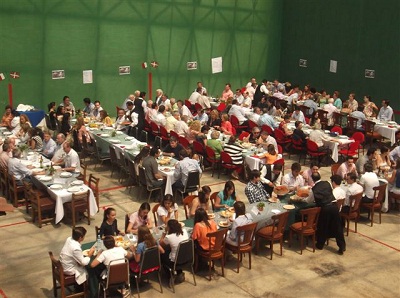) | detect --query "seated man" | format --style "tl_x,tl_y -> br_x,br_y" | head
165,111 -> 179,133
153,105 -> 167,127
377,100 -> 393,121
172,149 -> 202,191
193,108 -> 208,124
82,97 -> 94,117
258,112 -> 278,130
61,142 -> 80,172
162,136 -> 184,160
291,106 -> 305,124
257,130 -> 278,152
8,148 -> 44,184
244,126 -> 261,143
359,162 -> 380,203
330,175 -> 346,209
282,162 -> 305,191
337,156 -> 358,179
92,100 -> 104,120
355,148 -> 376,175
342,172 -> 364,214
323,98 -> 339,126
245,169 -> 270,203
302,162 -> 320,187
293,121 -> 308,145
0,141 -> 12,168
260,163 -> 283,196
41,131 -> 57,159
279,115 -> 293,136
228,99 -> 249,126
52,133 -> 66,163
142,147 -> 165,188
350,107 -> 366,130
